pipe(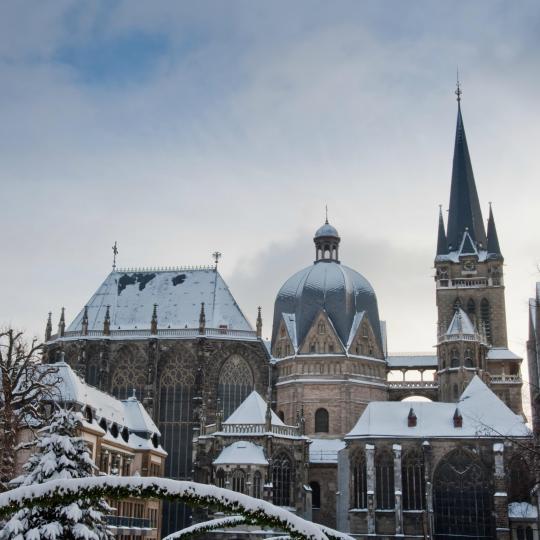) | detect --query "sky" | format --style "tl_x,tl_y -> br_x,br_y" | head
1,2 -> 540,381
